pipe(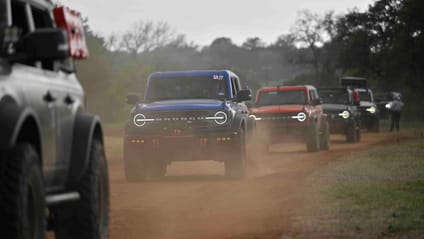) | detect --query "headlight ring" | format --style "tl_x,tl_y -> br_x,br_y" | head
206,111 -> 228,125
133,113 -> 155,127
366,106 -> 376,114
291,112 -> 307,122
338,110 -> 350,119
